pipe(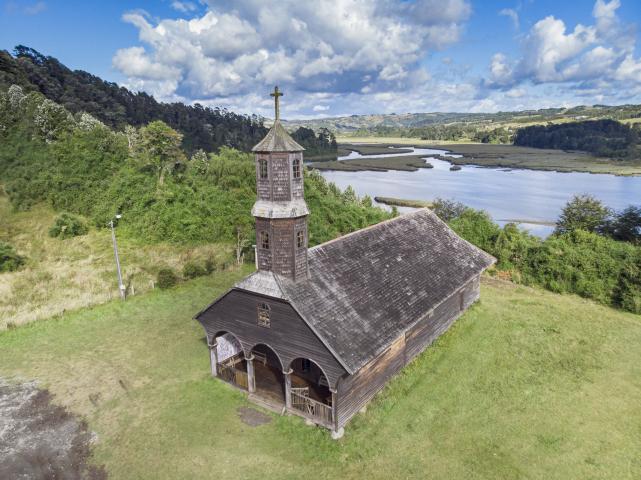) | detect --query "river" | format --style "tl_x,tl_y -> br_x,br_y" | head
318,147 -> 641,237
